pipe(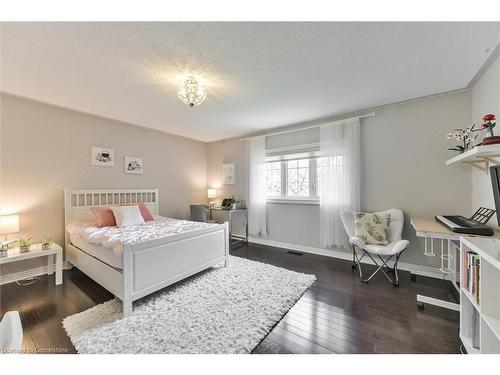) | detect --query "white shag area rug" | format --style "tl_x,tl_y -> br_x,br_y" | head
63,255 -> 316,354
